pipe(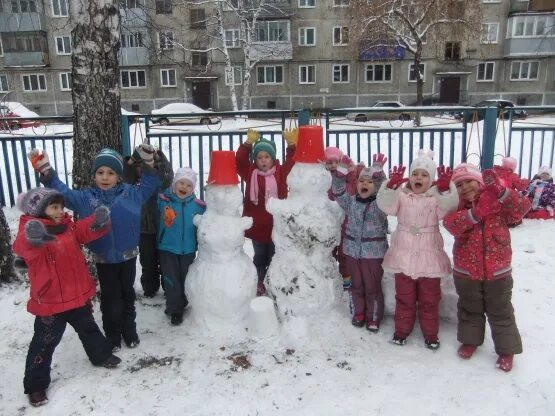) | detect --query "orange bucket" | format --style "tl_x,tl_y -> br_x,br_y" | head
207,150 -> 239,185
294,125 -> 325,163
